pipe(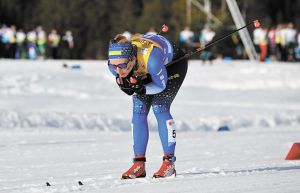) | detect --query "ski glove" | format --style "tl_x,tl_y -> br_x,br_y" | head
129,76 -> 146,95
116,76 -> 134,96
116,74 -> 152,96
